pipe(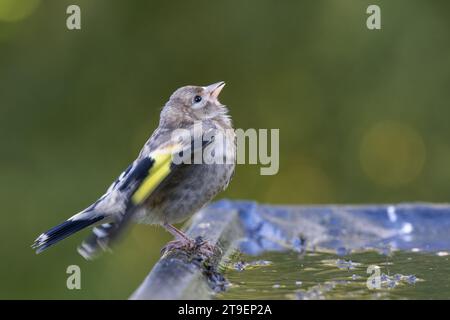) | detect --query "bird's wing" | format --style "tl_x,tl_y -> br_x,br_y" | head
124,129 -> 216,207
78,130 -> 215,259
